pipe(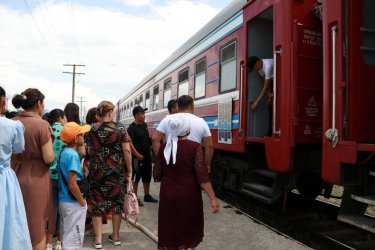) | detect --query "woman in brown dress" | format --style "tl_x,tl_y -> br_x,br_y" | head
85,101 -> 132,248
11,88 -> 55,250
154,113 -> 220,250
